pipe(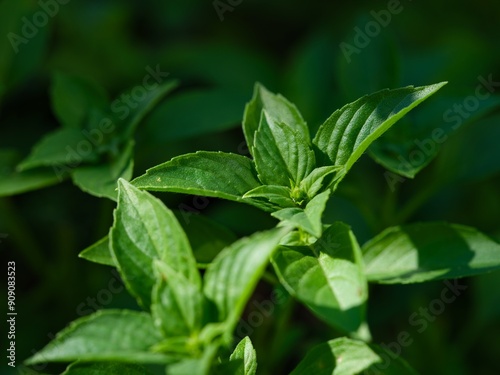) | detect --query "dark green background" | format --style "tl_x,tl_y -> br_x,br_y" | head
1,0 -> 500,374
